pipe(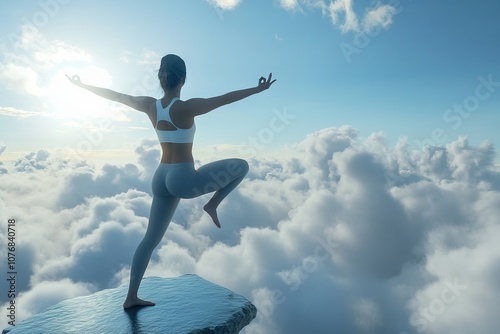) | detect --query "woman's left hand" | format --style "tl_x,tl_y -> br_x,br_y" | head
257,73 -> 276,92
